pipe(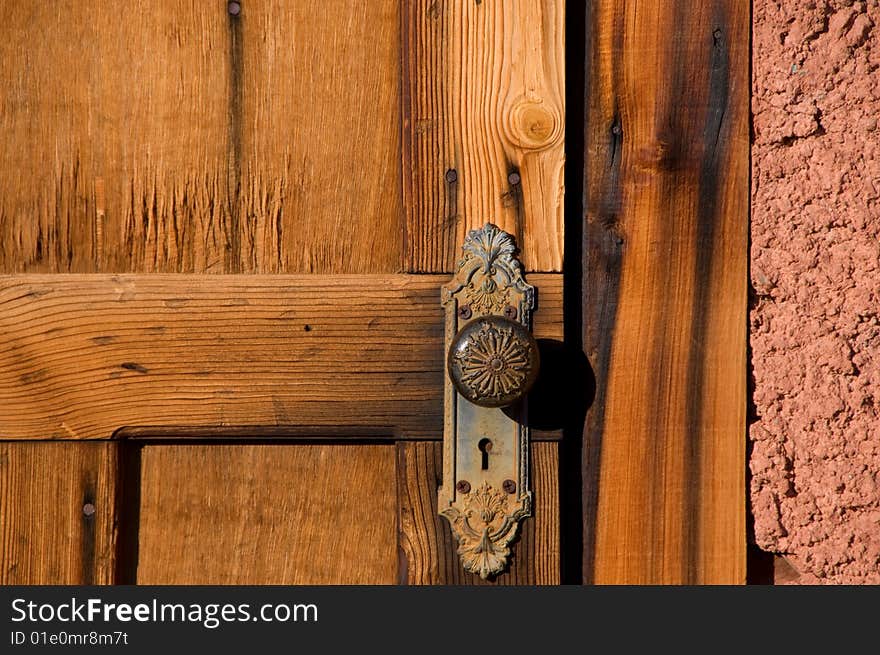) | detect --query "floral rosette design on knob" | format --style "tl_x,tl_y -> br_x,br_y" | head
448,317 -> 539,408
